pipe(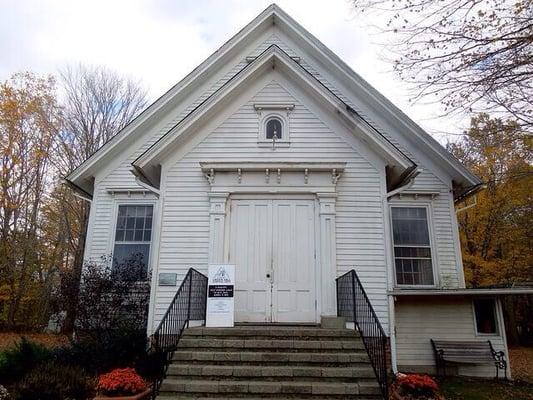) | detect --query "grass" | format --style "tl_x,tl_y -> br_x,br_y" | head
438,377 -> 533,400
